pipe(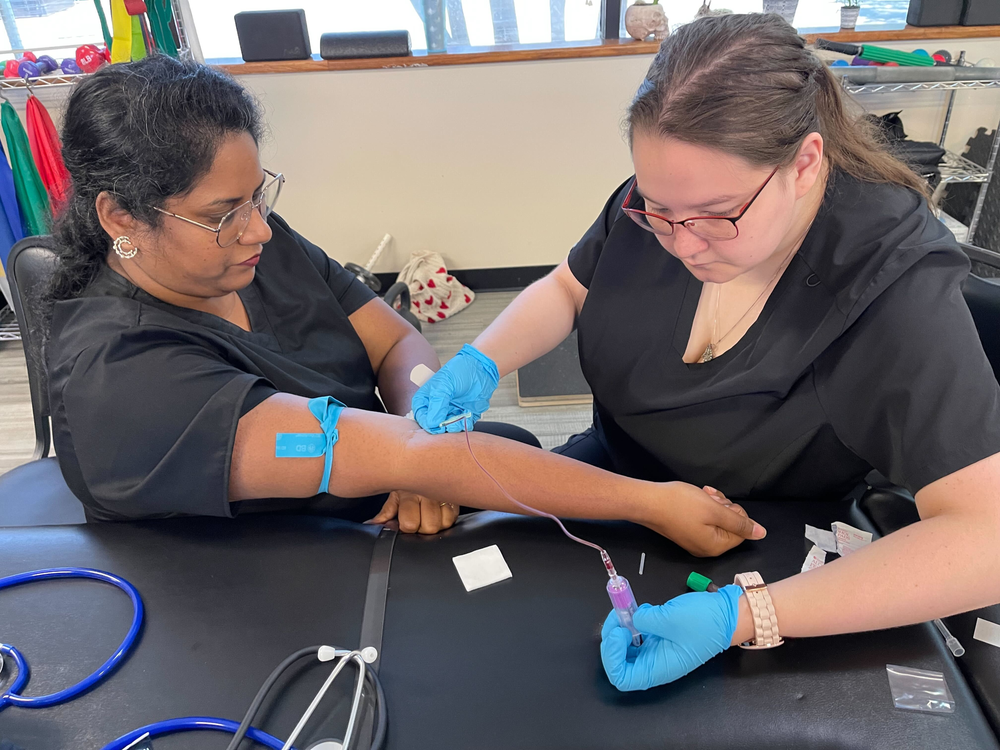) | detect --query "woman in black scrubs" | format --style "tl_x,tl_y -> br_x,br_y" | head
44,55 -> 761,557
413,14 -> 1000,687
